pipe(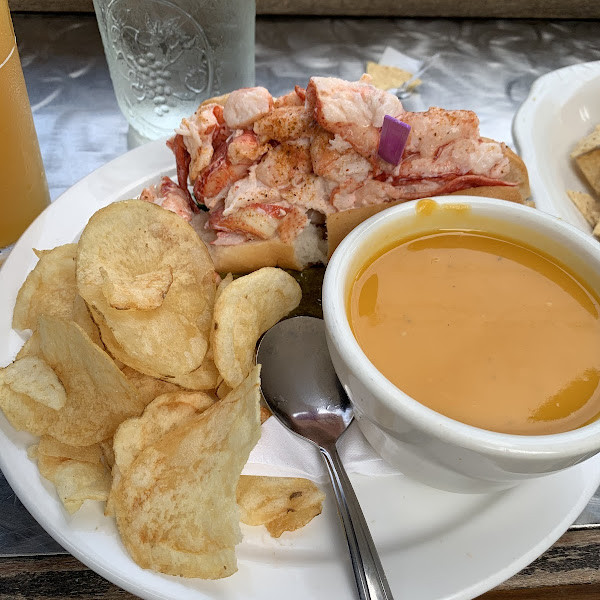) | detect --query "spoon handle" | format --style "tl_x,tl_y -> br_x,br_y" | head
319,443 -> 394,600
